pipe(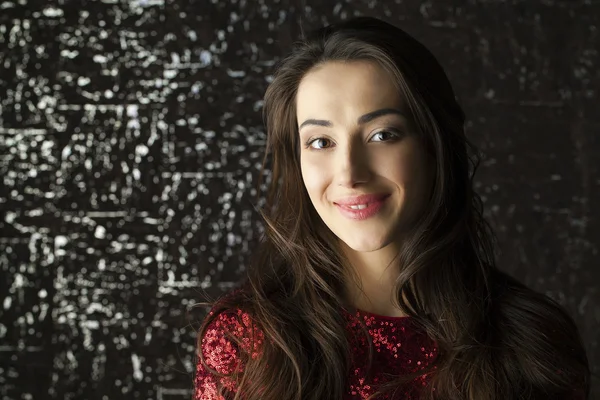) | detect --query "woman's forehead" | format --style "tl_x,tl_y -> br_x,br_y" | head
295,61 -> 405,126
